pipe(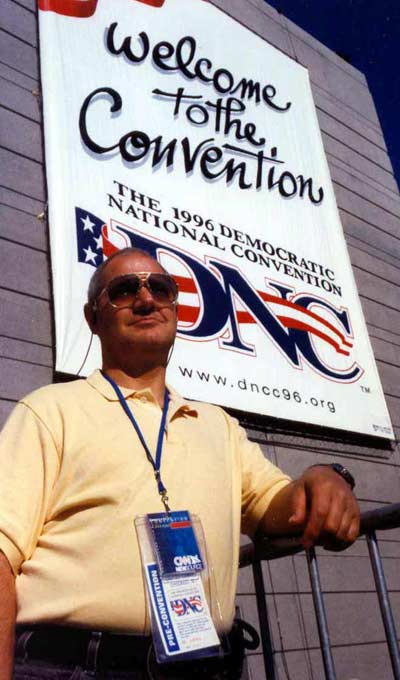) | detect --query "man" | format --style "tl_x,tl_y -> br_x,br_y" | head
0,247 -> 359,679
